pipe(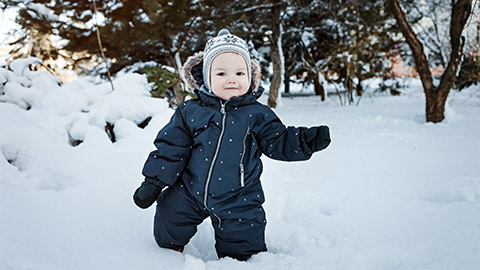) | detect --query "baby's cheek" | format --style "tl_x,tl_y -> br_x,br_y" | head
240,84 -> 249,94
